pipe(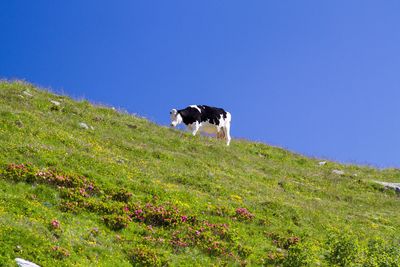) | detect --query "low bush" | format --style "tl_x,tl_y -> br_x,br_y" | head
234,207 -> 254,221
326,230 -> 361,266
129,245 -> 163,267
109,188 -> 133,203
51,246 -> 70,260
103,214 -> 132,230
132,203 -> 185,227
